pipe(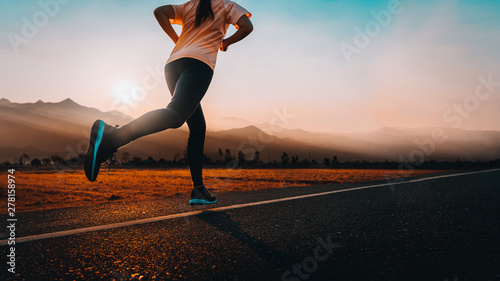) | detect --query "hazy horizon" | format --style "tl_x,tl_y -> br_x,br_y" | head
1,0 -> 500,133
4,97 -> 500,135
1,97 -> 499,164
